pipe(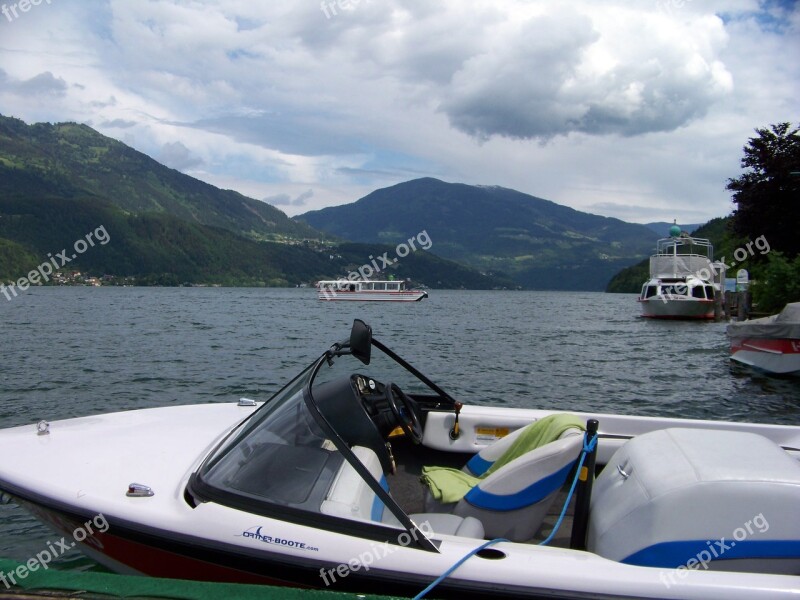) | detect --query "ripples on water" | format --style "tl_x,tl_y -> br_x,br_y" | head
1,287 -> 798,566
